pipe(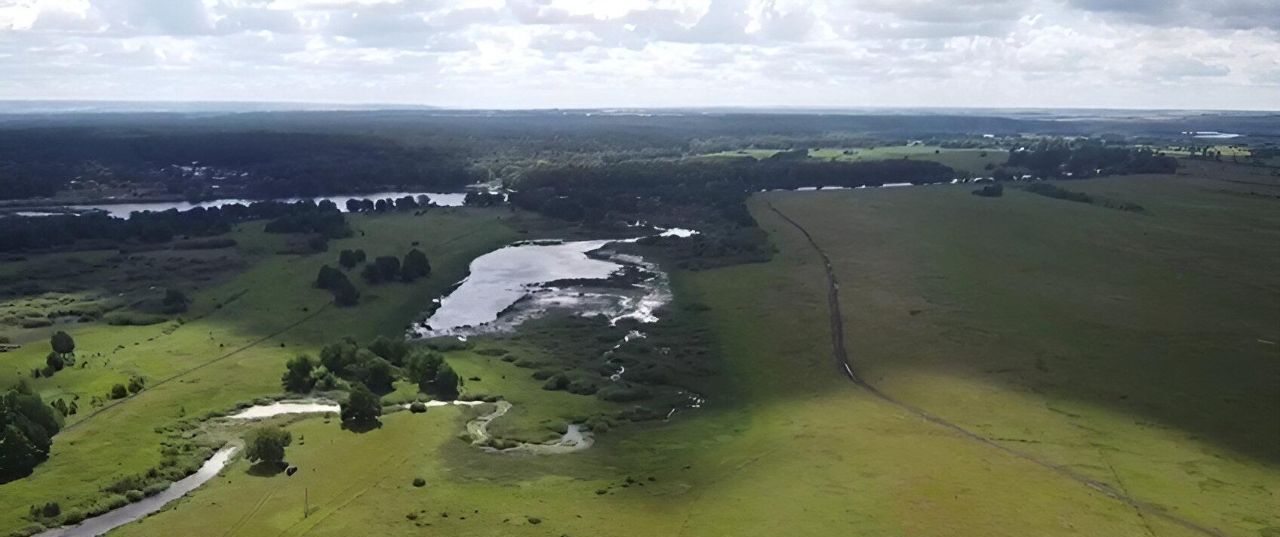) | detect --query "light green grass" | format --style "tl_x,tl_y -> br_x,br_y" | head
762,165 -> 1280,535
106,177 -> 1259,536
0,209 -> 519,533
